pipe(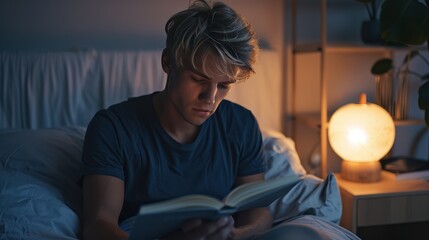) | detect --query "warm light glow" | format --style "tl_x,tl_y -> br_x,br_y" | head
347,127 -> 367,146
328,98 -> 395,163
